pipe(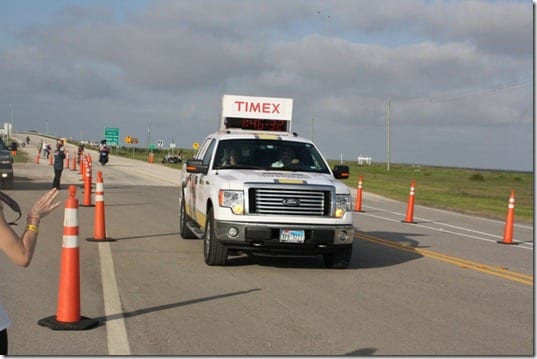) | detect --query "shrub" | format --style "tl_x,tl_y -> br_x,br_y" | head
470,173 -> 485,181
